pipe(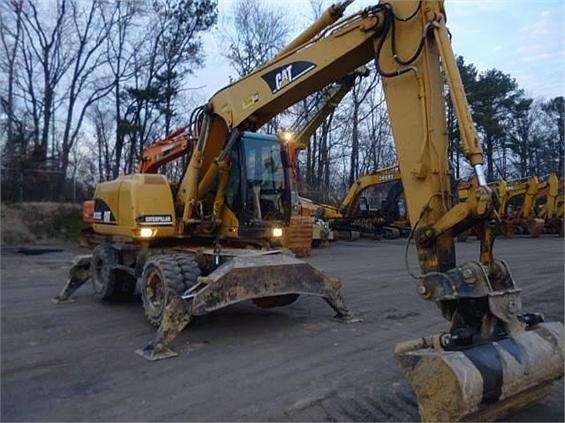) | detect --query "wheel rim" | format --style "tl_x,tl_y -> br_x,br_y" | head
145,269 -> 166,315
